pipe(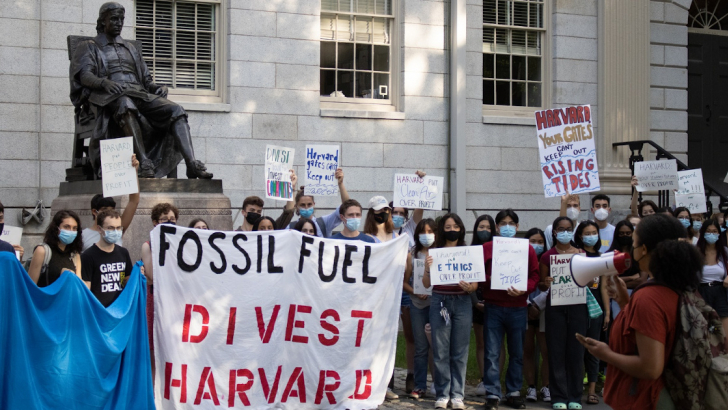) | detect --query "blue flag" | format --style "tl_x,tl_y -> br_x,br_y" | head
0,252 -> 154,409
